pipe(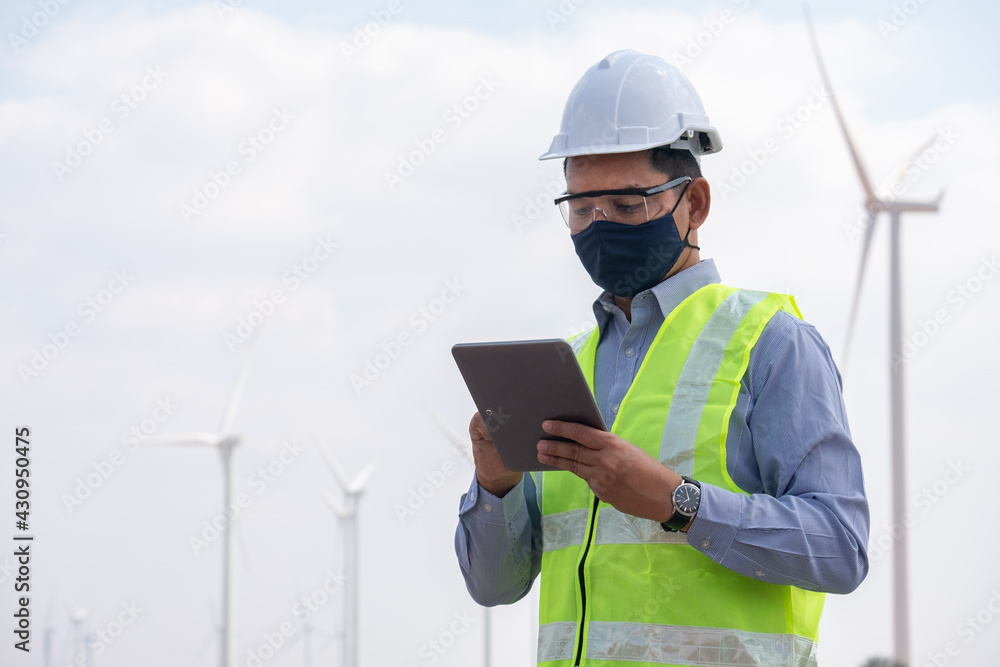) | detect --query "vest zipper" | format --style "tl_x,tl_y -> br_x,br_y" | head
573,494 -> 600,666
